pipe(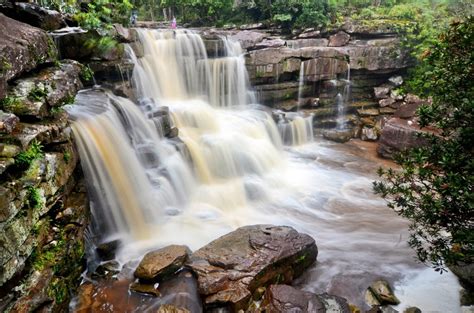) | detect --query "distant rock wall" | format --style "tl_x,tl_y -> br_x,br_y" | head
200,23 -> 413,143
